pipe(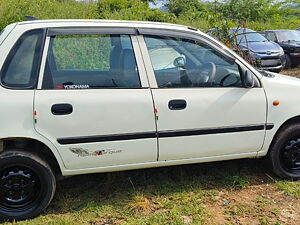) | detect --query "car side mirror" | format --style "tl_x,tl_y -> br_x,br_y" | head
242,70 -> 255,88
173,56 -> 186,68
